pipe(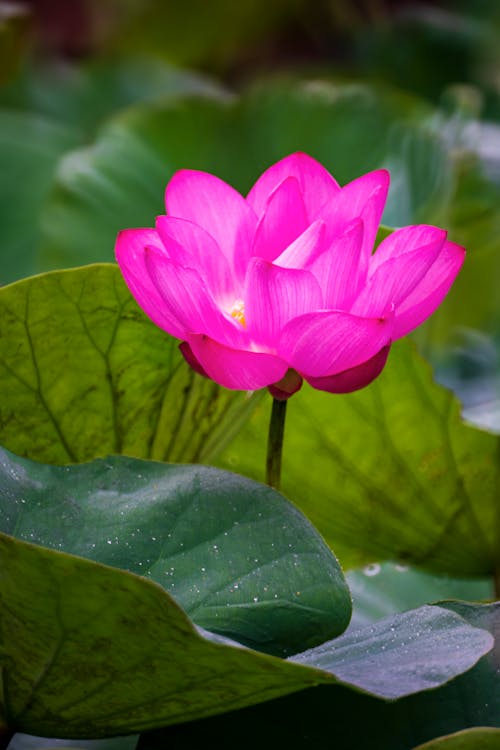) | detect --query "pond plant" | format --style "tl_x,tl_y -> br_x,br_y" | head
1,5 -> 500,749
